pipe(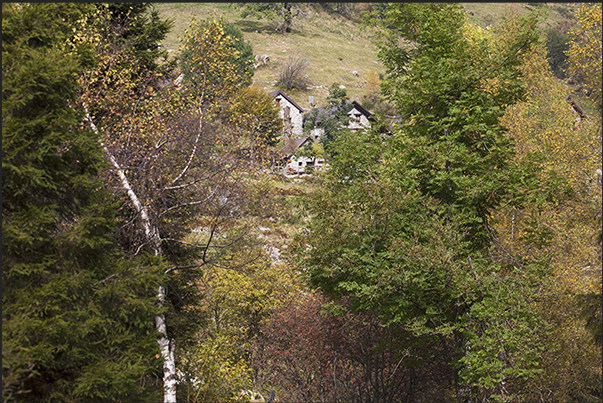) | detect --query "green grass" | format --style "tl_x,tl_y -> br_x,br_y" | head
155,3 -> 577,110
155,3 -> 385,108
